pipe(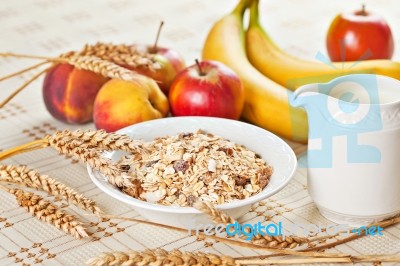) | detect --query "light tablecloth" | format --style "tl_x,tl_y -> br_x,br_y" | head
1,0 -> 400,265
